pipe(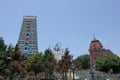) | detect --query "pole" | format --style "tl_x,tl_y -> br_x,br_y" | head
73,69 -> 75,80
